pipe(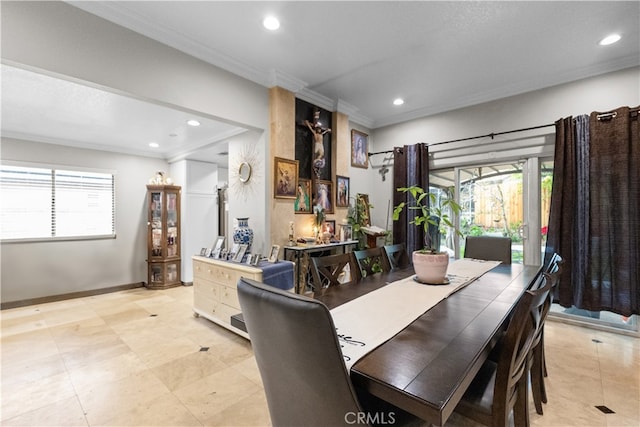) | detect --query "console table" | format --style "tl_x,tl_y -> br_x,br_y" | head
192,256 -> 294,338
283,240 -> 358,294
